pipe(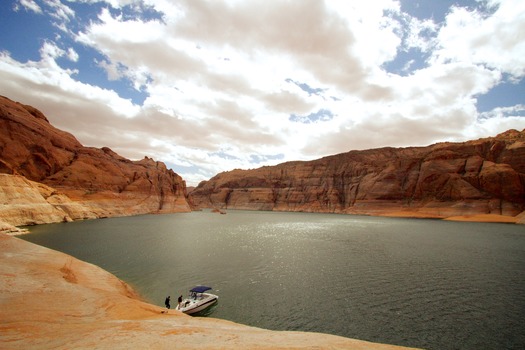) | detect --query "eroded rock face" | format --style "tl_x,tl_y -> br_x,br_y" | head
0,96 -> 190,226
0,174 -> 103,226
190,130 -> 525,218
